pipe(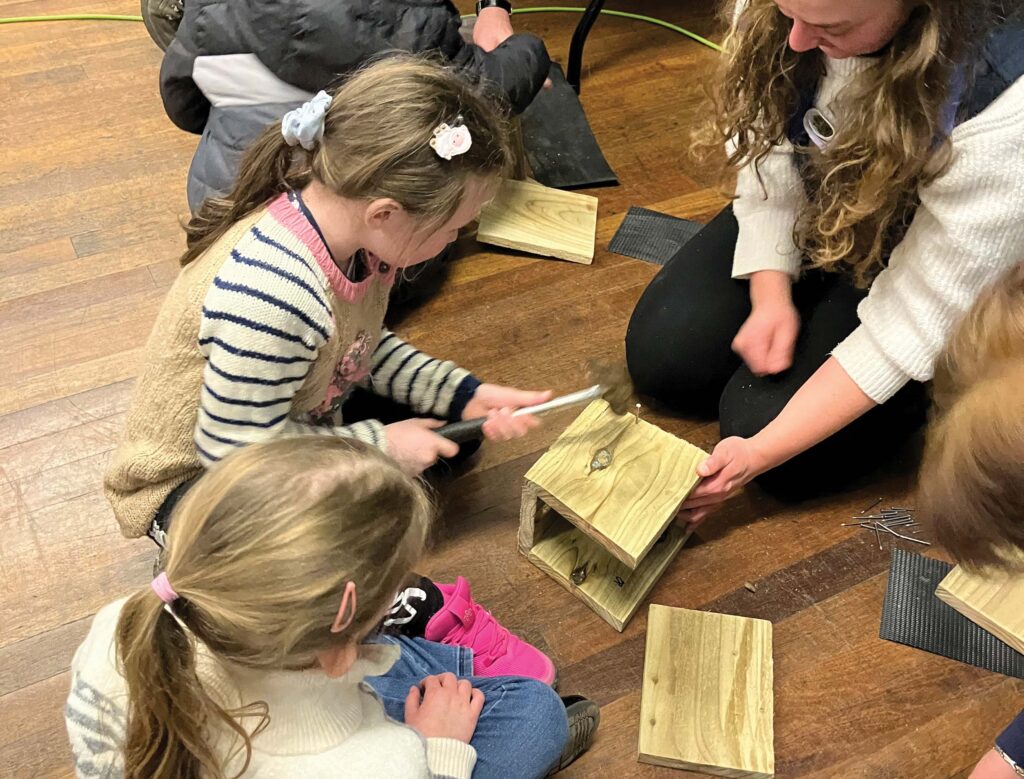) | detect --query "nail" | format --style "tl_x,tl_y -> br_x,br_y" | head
861,497 -> 883,515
